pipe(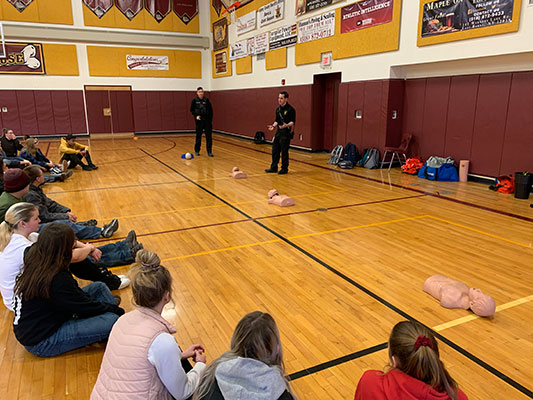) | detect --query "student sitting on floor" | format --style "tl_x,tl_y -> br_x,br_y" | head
12,223 -> 125,357
20,138 -> 71,182
59,134 -> 98,171
0,169 -> 31,223
0,202 -> 140,311
92,249 -> 207,400
193,311 -> 295,400
354,320 -> 467,400
0,156 -> 5,194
